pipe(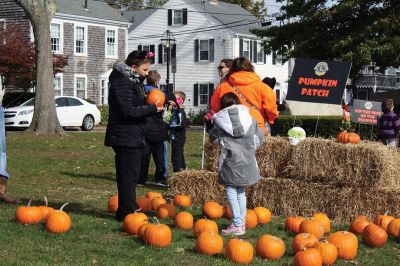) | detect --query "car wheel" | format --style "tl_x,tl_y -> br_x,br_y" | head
81,115 -> 94,131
